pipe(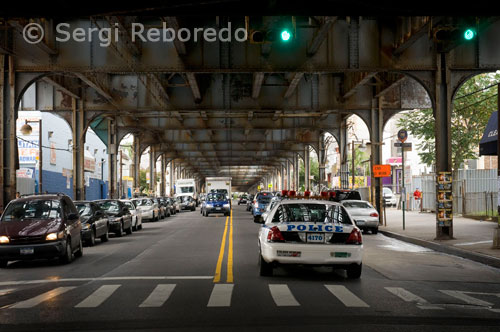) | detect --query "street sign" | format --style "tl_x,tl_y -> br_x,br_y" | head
373,164 -> 391,177
394,142 -> 412,150
268,183 -> 273,189
397,129 -> 408,143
